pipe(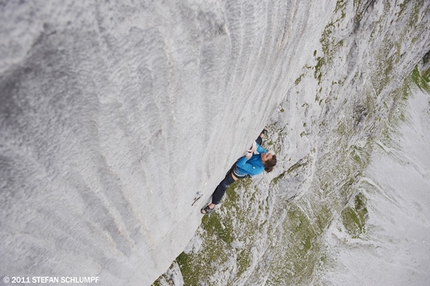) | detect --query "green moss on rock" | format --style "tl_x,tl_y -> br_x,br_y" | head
341,192 -> 368,238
